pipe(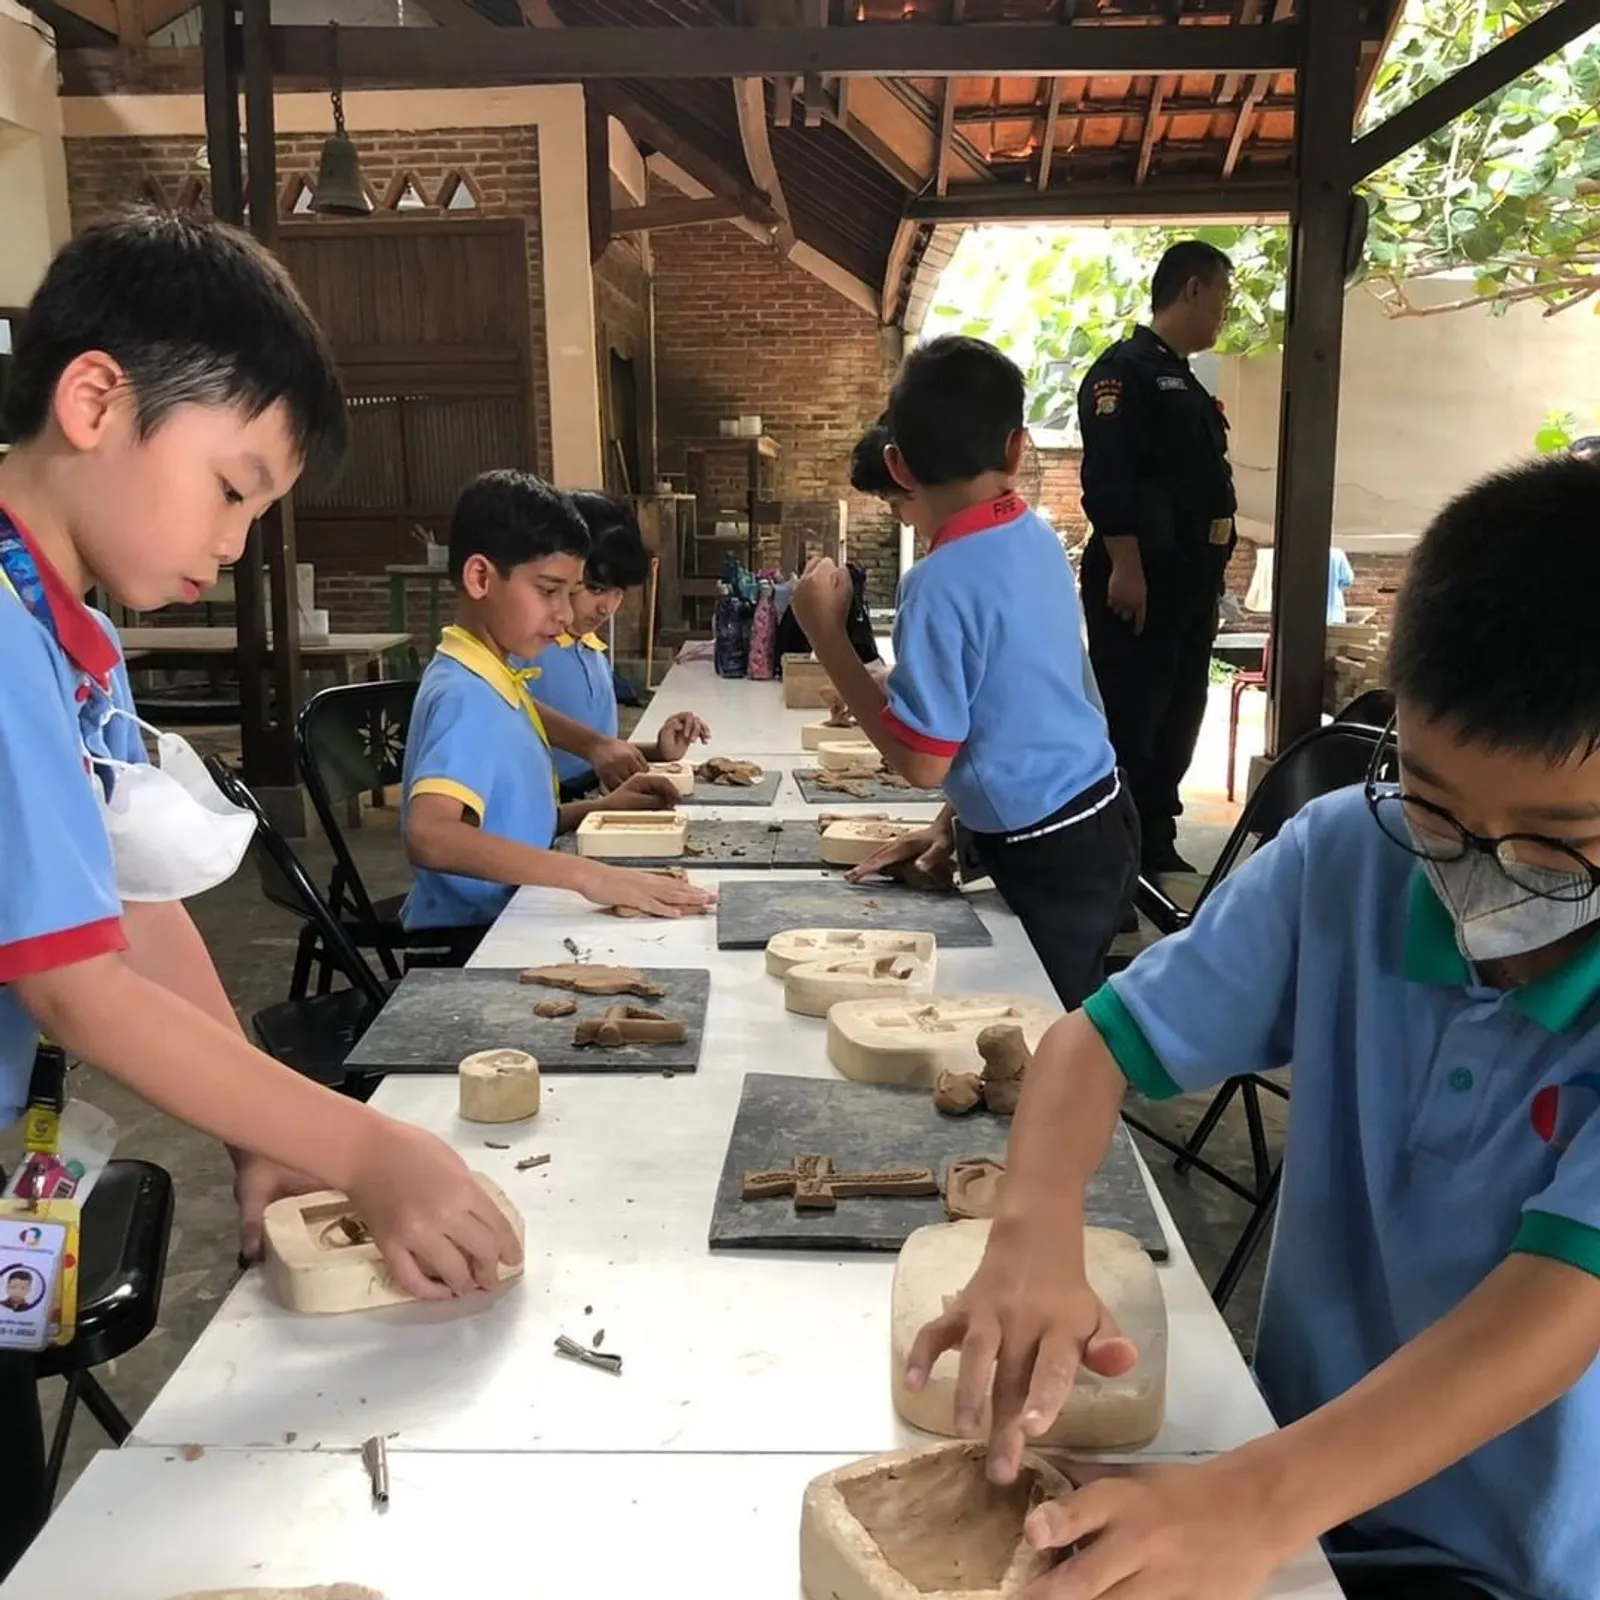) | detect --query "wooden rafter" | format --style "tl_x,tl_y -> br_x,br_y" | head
880,215 -> 919,328
958,92 -> 1294,126
933,0 -> 962,198
734,76 -> 796,255
612,196 -> 745,232
416,0 -> 497,27
1223,0 -> 1290,180
909,178 -> 1294,223
1037,77 -> 1064,191
1134,75 -> 1167,186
